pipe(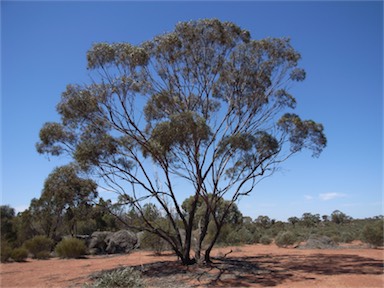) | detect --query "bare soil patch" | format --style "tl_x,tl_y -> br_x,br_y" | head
1,243 -> 383,287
